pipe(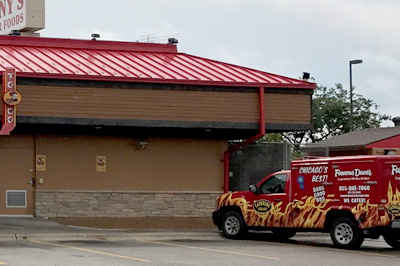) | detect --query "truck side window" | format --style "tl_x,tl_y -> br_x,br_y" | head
259,174 -> 287,194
